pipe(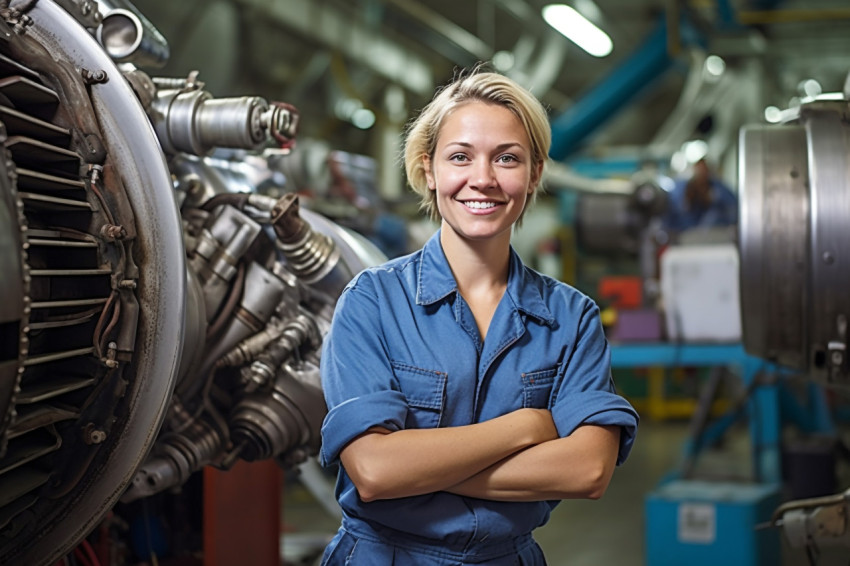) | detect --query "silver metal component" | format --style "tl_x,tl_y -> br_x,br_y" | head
83,424 -> 107,445
262,102 -> 299,147
739,97 -> 850,384
772,489 -> 850,551
189,205 -> 261,321
191,260 -> 293,395
0,2 -> 386,563
53,0 -> 103,29
122,400 -> 227,502
242,312 -> 320,392
95,1 -> 169,68
152,88 -> 270,156
0,2 -> 184,564
80,67 -> 107,84
217,276 -> 300,369
230,360 -> 325,464
272,193 -> 354,296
